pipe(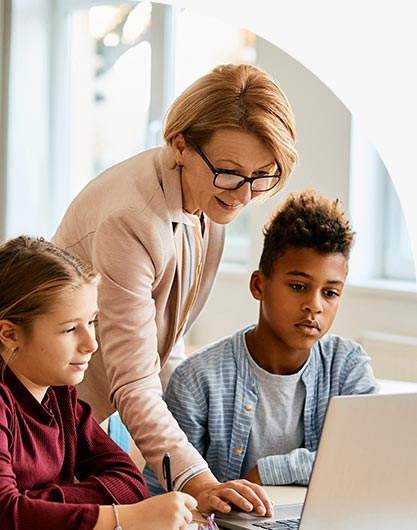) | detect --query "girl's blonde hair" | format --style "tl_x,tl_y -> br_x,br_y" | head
0,236 -> 99,374
163,63 -> 298,195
